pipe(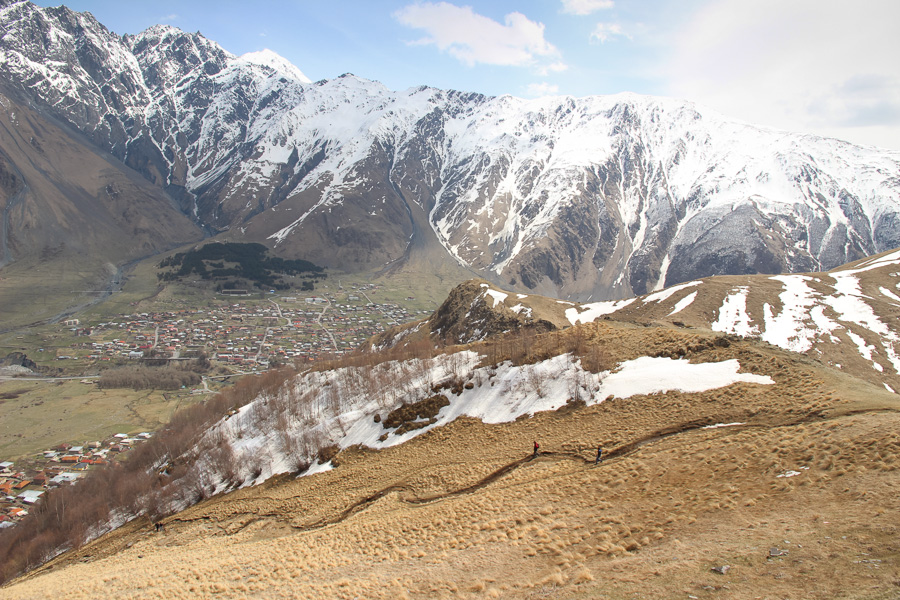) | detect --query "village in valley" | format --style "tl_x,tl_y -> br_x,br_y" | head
0,281 -> 429,528
0,433 -> 153,529
63,284 -> 421,368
